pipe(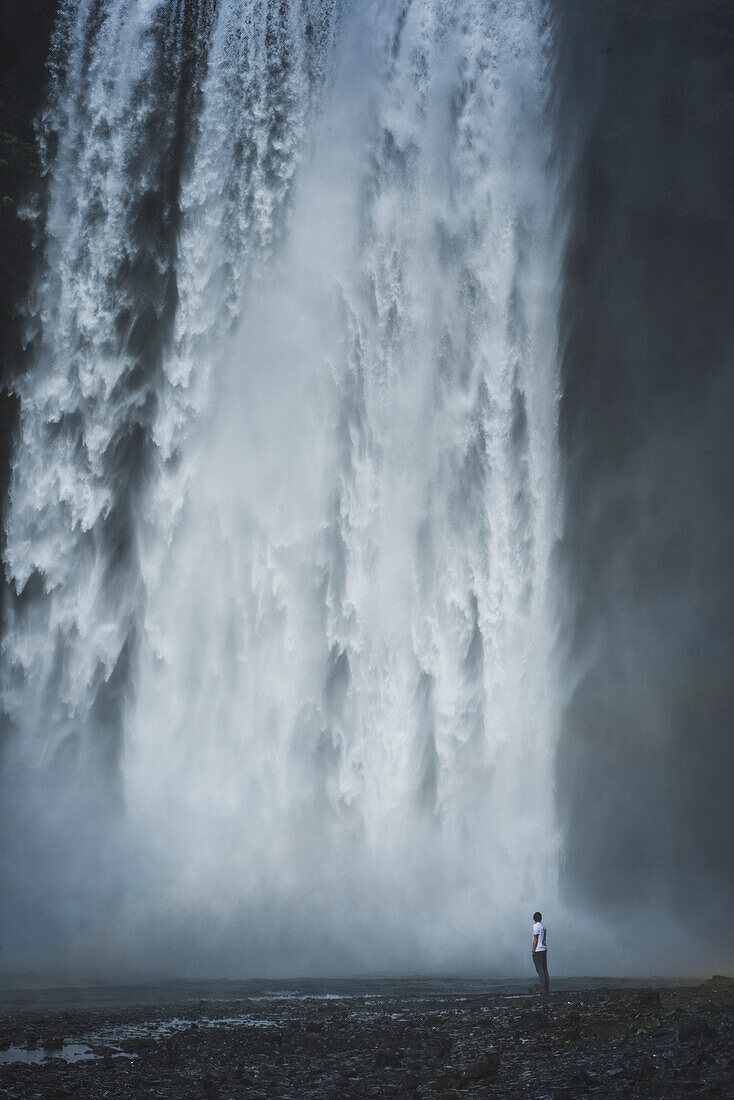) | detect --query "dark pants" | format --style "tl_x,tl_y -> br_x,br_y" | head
533,951 -> 549,991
